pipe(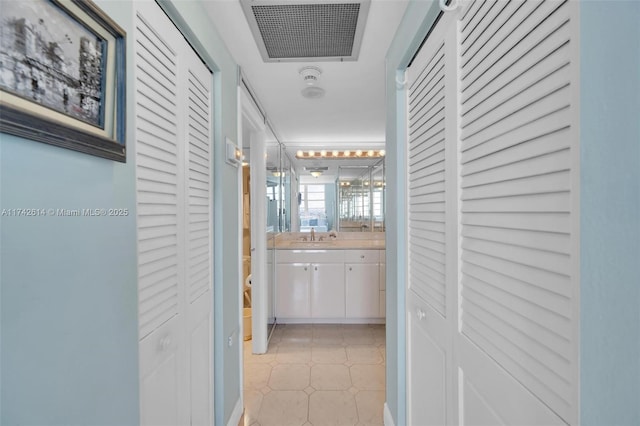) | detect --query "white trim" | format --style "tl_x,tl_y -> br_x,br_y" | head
276,318 -> 385,325
384,402 -> 396,426
568,2 -> 581,424
227,397 -> 243,426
